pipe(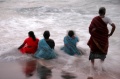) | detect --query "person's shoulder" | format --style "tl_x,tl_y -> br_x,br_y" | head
49,39 -> 54,42
94,16 -> 99,18
25,37 -> 30,40
92,16 -> 99,20
24,37 -> 31,42
104,16 -> 113,24
40,38 -> 44,41
74,36 -> 79,41
75,36 -> 79,39
104,16 -> 111,19
64,36 -> 68,38
48,39 -> 55,44
93,16 -> 99,18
